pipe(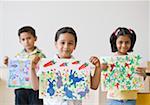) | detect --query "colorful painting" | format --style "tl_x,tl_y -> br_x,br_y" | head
8,58 -> 31,88
101,55 -> 144,91
38,58 -> 92,100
